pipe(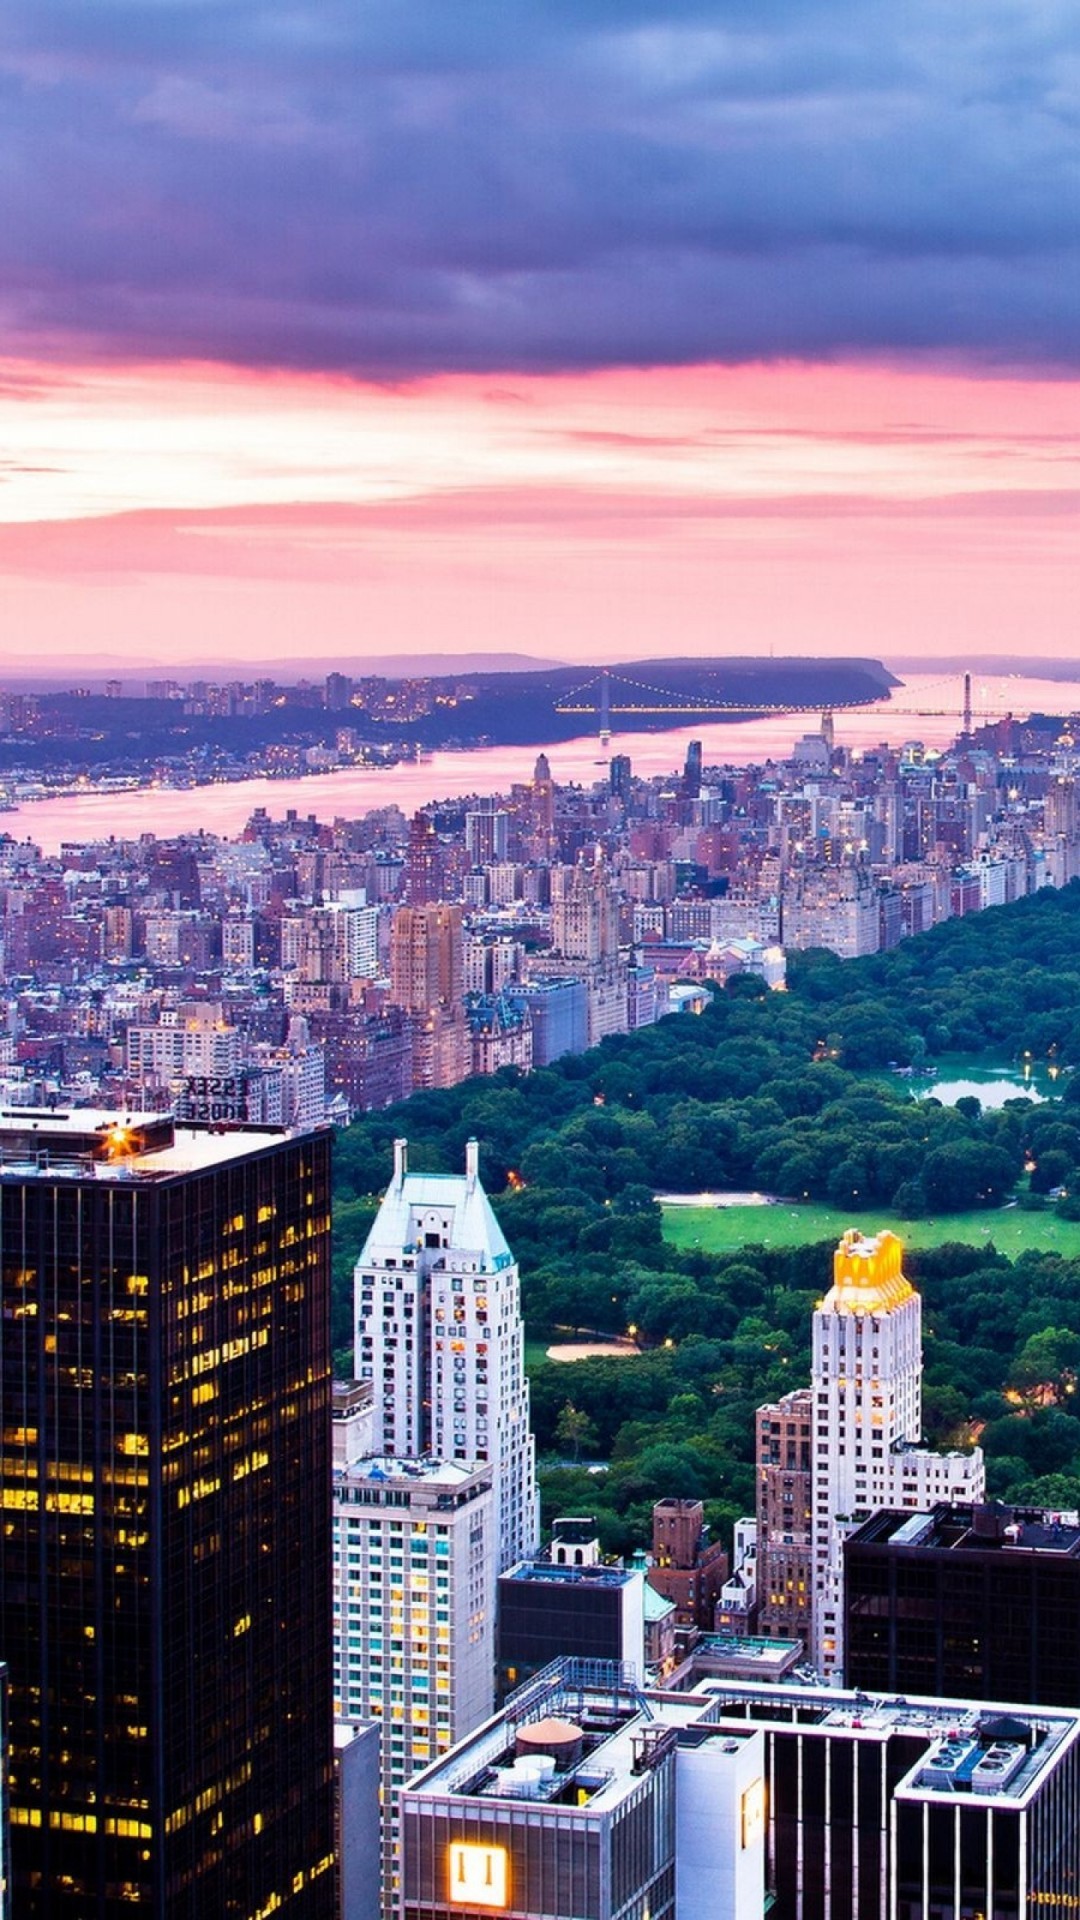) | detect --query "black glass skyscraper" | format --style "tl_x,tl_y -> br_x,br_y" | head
0,1110 -> 335,1919
846,1501 -> 1080,1707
